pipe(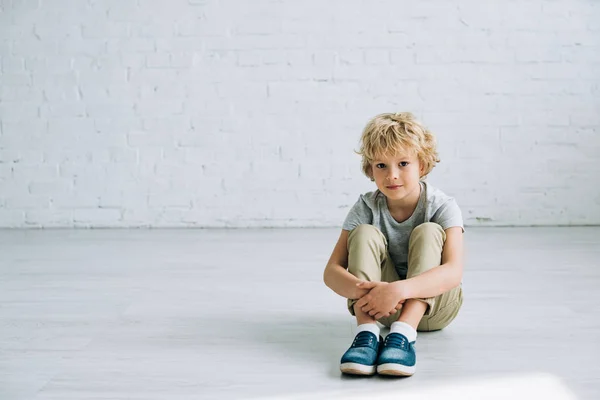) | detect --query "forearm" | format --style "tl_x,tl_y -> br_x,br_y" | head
323,264 -> 368,300
400,263 -> 462,299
